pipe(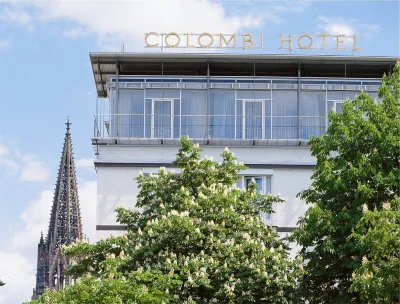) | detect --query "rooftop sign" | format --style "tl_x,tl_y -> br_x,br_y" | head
144,33 -> 363,53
